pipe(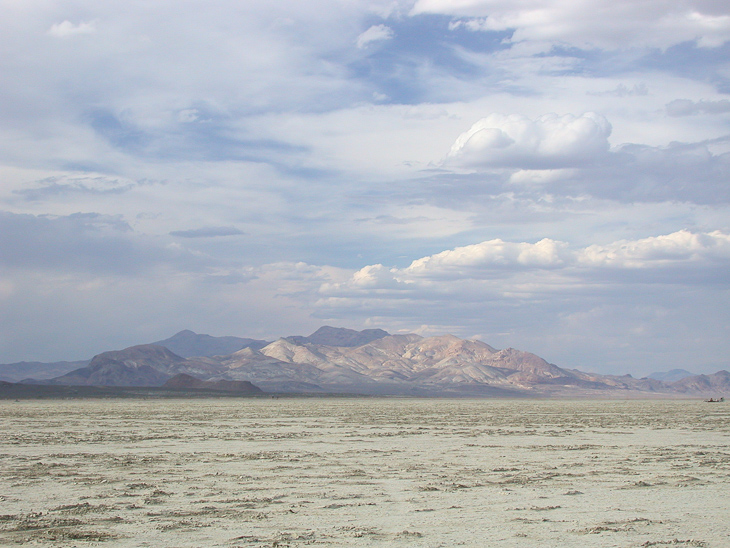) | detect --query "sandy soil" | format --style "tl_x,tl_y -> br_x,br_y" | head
1,398 -> 728,547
